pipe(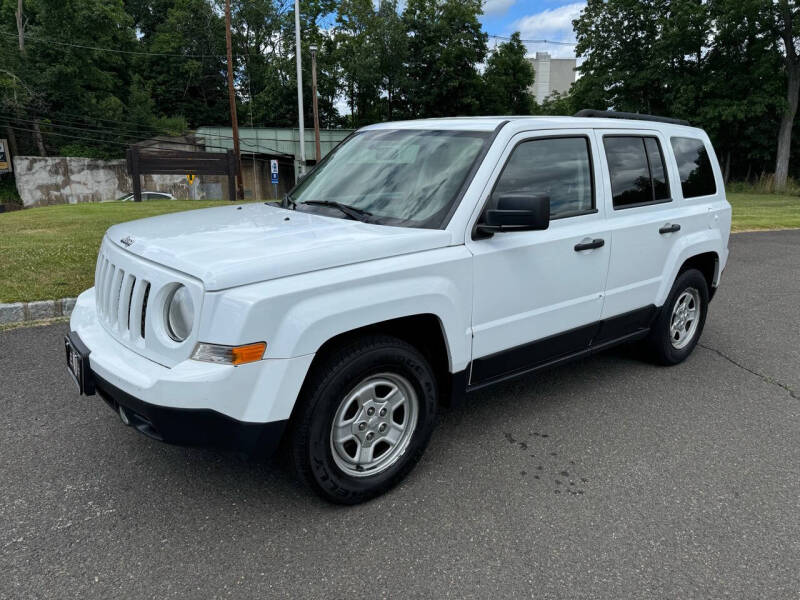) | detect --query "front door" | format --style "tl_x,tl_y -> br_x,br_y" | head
466,130 -> 612,385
